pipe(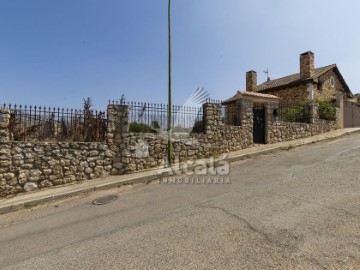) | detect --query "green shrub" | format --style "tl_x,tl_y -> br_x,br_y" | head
318,100 -> 336,121
278,100 -> 310,123
129,122 -> 157,133
151,120 -> 160,129
191,120 -> 205,133
283,106 -> 307,122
